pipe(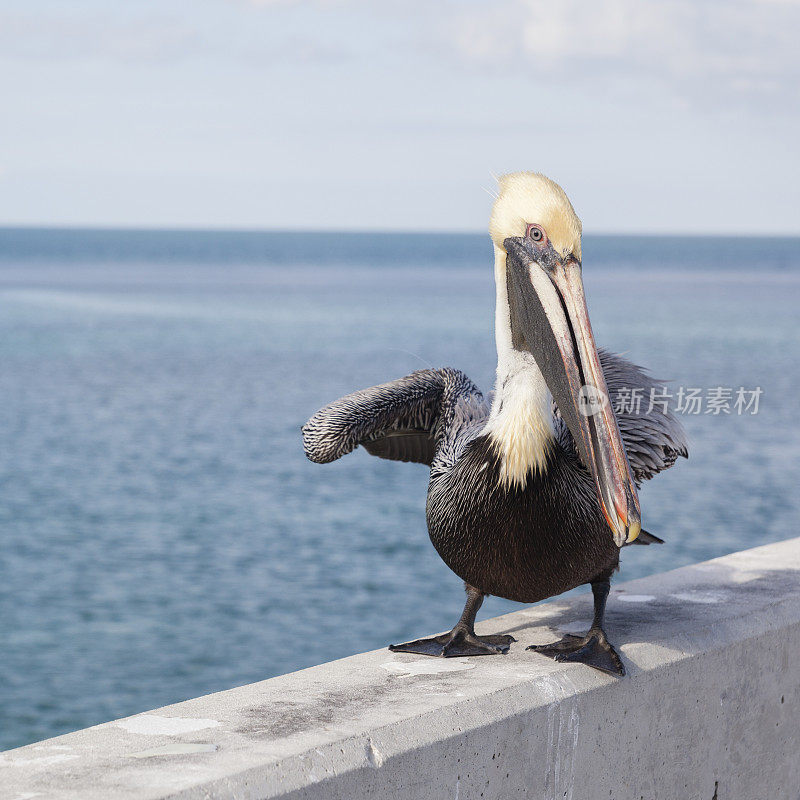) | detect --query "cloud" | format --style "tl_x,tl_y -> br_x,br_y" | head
3,0 -> 798,108
228,0 -> 800,107
447,0 -> 800,106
